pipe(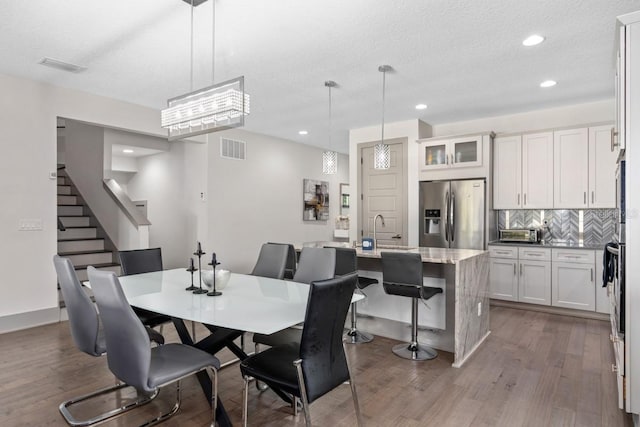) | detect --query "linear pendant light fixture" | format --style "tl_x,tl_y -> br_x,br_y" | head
374,65 -> 392,169
322,80 -> 338,175
161,0 -> 250,141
